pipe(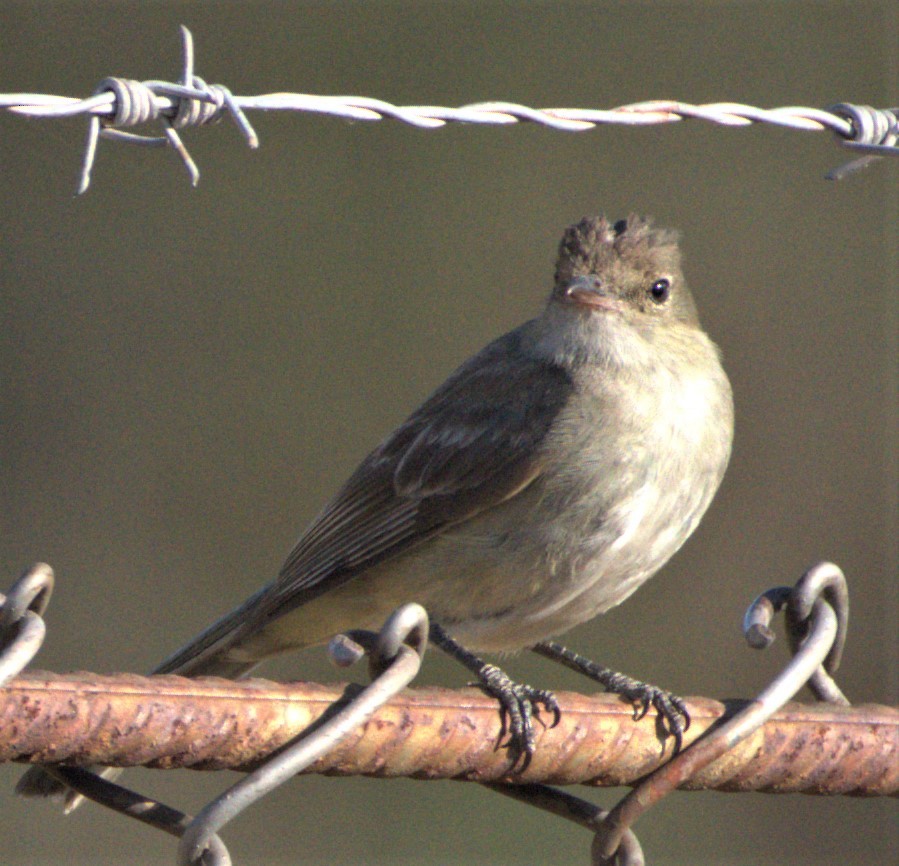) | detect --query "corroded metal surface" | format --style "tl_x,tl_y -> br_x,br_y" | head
3,671 -> 896,795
